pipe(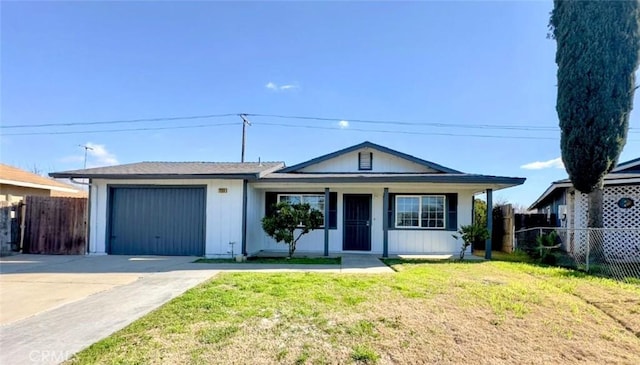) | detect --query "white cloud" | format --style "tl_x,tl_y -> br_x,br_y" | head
521,157 -> 564,170
265,82 -> 278,90
338,120 -> 349,129
265,81 -> 299,91
61,143 -> 119,168
86,142 -> 118,166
